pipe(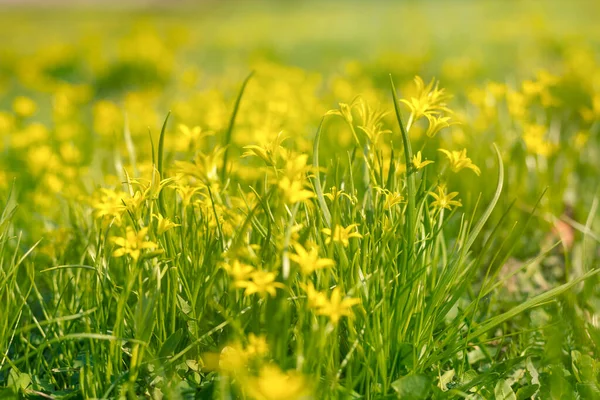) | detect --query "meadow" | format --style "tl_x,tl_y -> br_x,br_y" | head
0,1 -> 599,398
